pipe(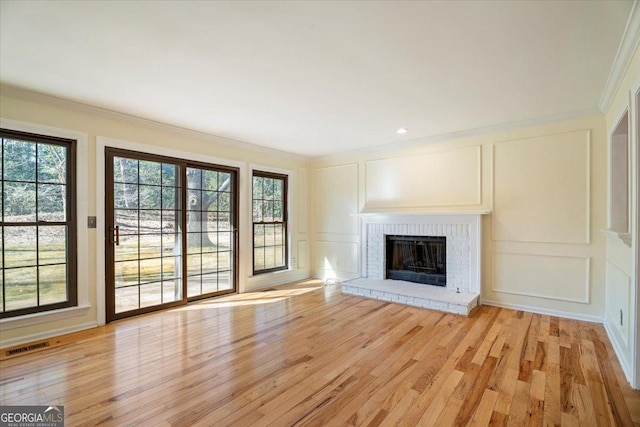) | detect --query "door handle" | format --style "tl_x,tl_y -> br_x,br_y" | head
110,226 -> 120,245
